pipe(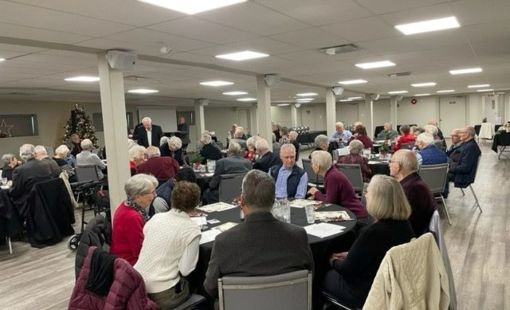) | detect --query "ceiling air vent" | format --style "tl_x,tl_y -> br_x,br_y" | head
387,72 -> 411,78
319,44 -> 359,55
